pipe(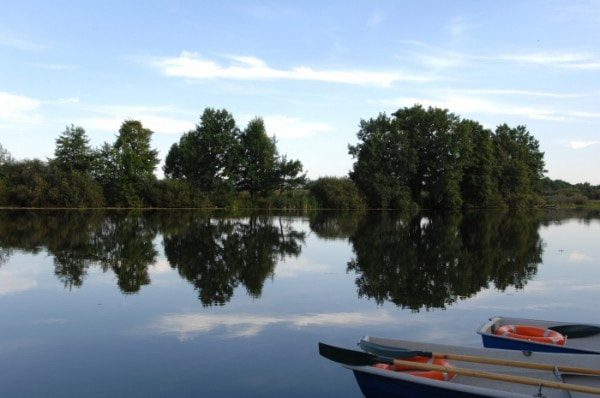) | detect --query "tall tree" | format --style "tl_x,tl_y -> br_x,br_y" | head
459,120 -> 499,208
53,125 -> 93,174
236,118 -> 279,198
103,120 -> 159,206
493,124 -> 545,207
164,108 -> 240,192
349,113 -> 415,209
393,105 -> 466,209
